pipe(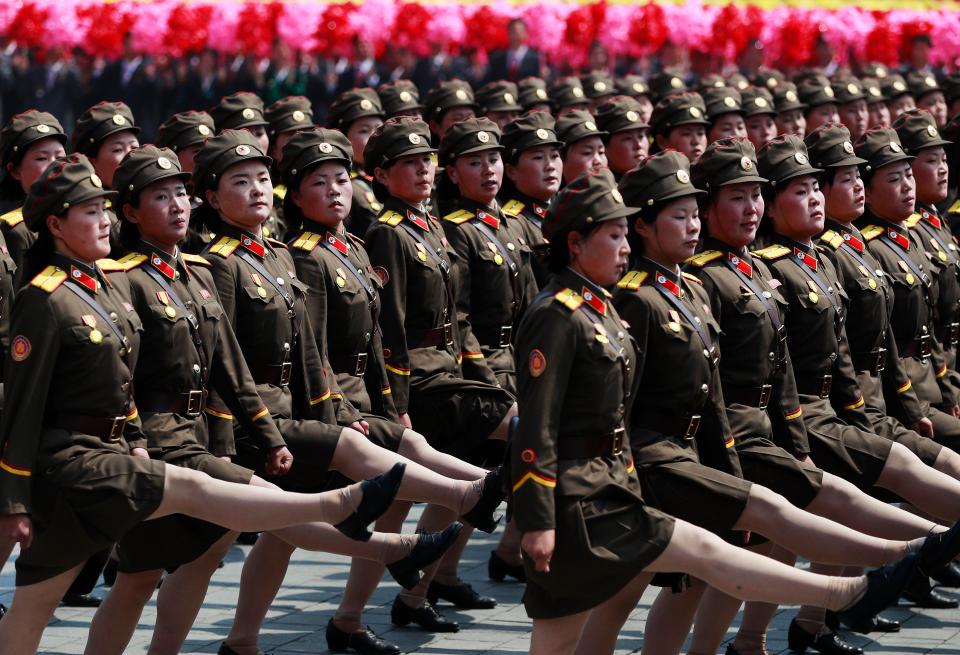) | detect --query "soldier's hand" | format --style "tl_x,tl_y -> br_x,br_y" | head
521,529 -> 555,573
0,514 -> 33,549
131,447 -> 150,459
266,446 -> 294,476
350,421 -> 370,436
799,454 -> 815,467
949,405 -> 960,420
399,413 -> 413,430
911,417 -> 935,439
